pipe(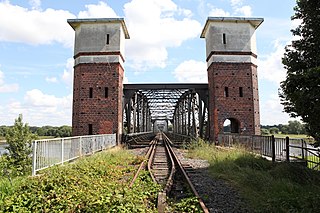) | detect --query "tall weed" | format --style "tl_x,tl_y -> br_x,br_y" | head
187,141 -> 320,212
1,148 -> 159,212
